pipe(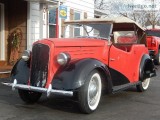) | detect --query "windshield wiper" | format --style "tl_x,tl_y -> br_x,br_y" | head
82,25 -> 89,36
